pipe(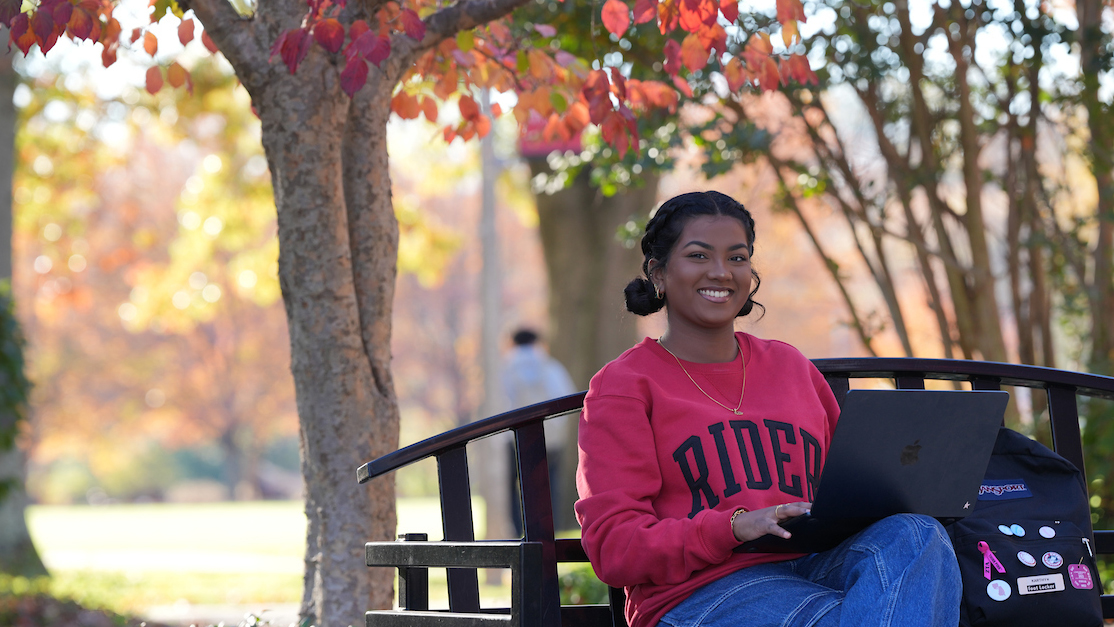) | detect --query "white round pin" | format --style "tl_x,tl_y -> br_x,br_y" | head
1039,526 -> 1056,538
1042,551 -> 1064,568
1017,551 -> 1036,567
998,524 -> 1014,536
987,580 -> 1012,601
1010,524 -> 1026,536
